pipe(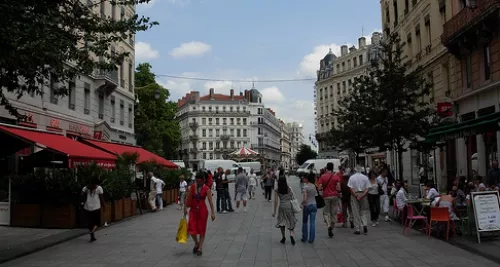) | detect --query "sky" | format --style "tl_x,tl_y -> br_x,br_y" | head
135,0 -> 382,150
